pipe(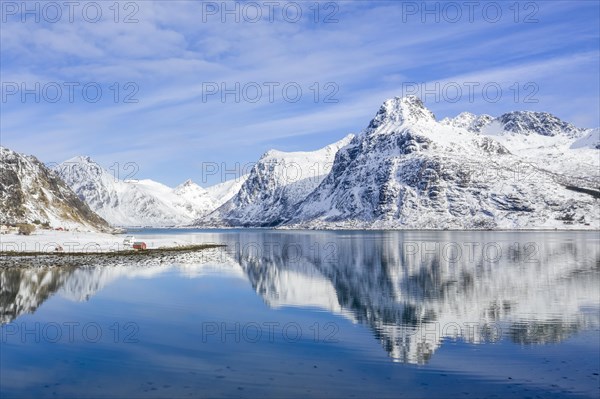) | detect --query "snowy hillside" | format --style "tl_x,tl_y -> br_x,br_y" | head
0,147 -> 109,231
172,179 -> 216,220
56,157 -> 245,227
199,135 -> 354,227
205,175 -> 249,209
287,96 -> 599,229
